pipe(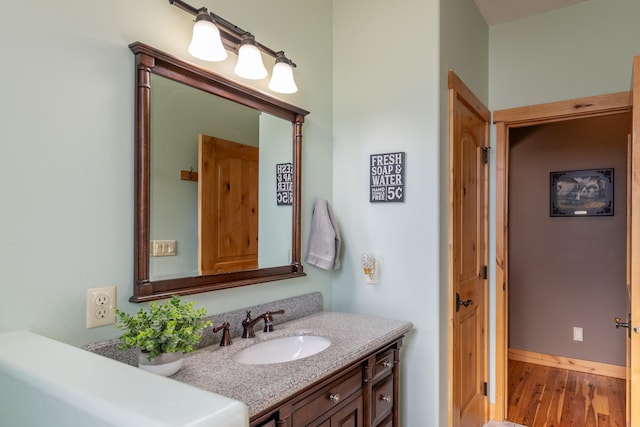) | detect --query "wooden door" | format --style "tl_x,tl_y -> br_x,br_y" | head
627,55 -> 640,427
449,71 -> 490,427
198,135 -> 259,274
